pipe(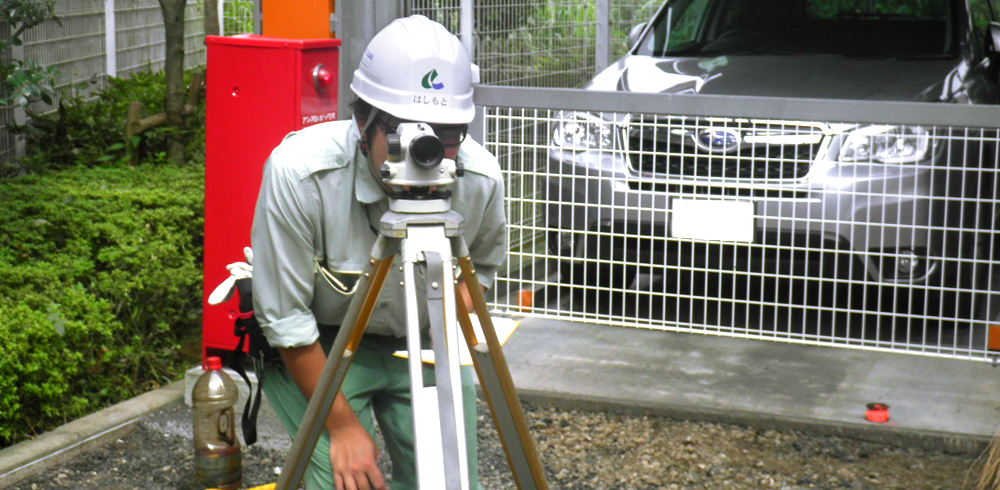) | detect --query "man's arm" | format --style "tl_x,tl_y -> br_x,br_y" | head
279,343 -> 387,490
457,278 -> 477,314
464,170 -> 508,292
252,150 -> 386,490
